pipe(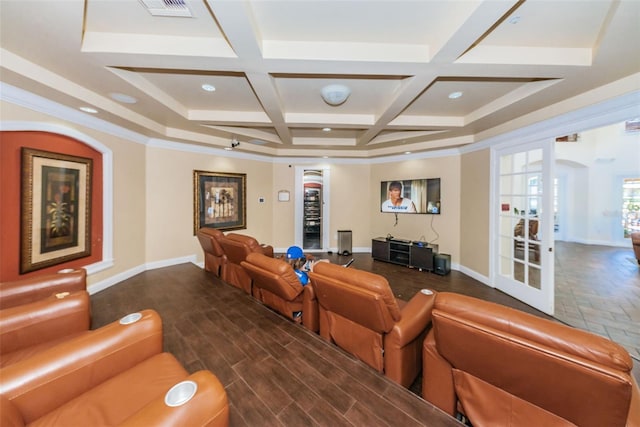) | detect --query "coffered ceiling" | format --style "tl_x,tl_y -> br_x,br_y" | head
1,0 -> 638,158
